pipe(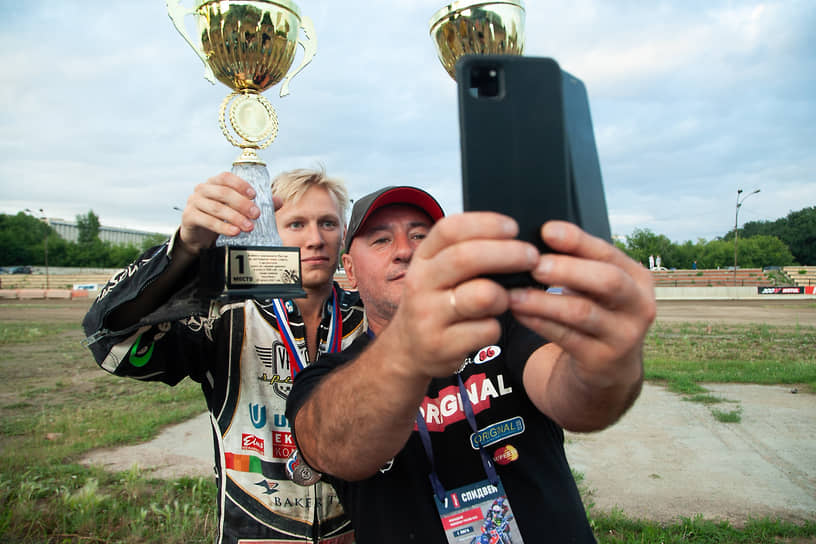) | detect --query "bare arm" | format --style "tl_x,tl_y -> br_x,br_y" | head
294,213 -> 540,480
295,332 -> 430,480
106,172 -> 264,330
509,221 -> 655,431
